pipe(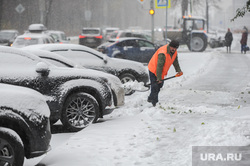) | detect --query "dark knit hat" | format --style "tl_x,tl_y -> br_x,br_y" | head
169,40 -> 179,48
